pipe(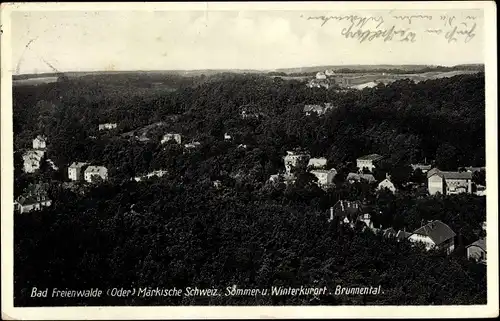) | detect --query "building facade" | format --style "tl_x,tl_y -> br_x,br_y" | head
466,238 -> 486,264
377,178 -> 396,193
22,150 -> 45,173
68,162 -> 89,181
283,151 -> 310,174
33,135 -> 47,150
310,169 -> 337,187
408,220 -> 456,254
356,154 -> 383,172
427,169 -> 472,195
84,166 -> 108,183
14,184 -> 52,214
